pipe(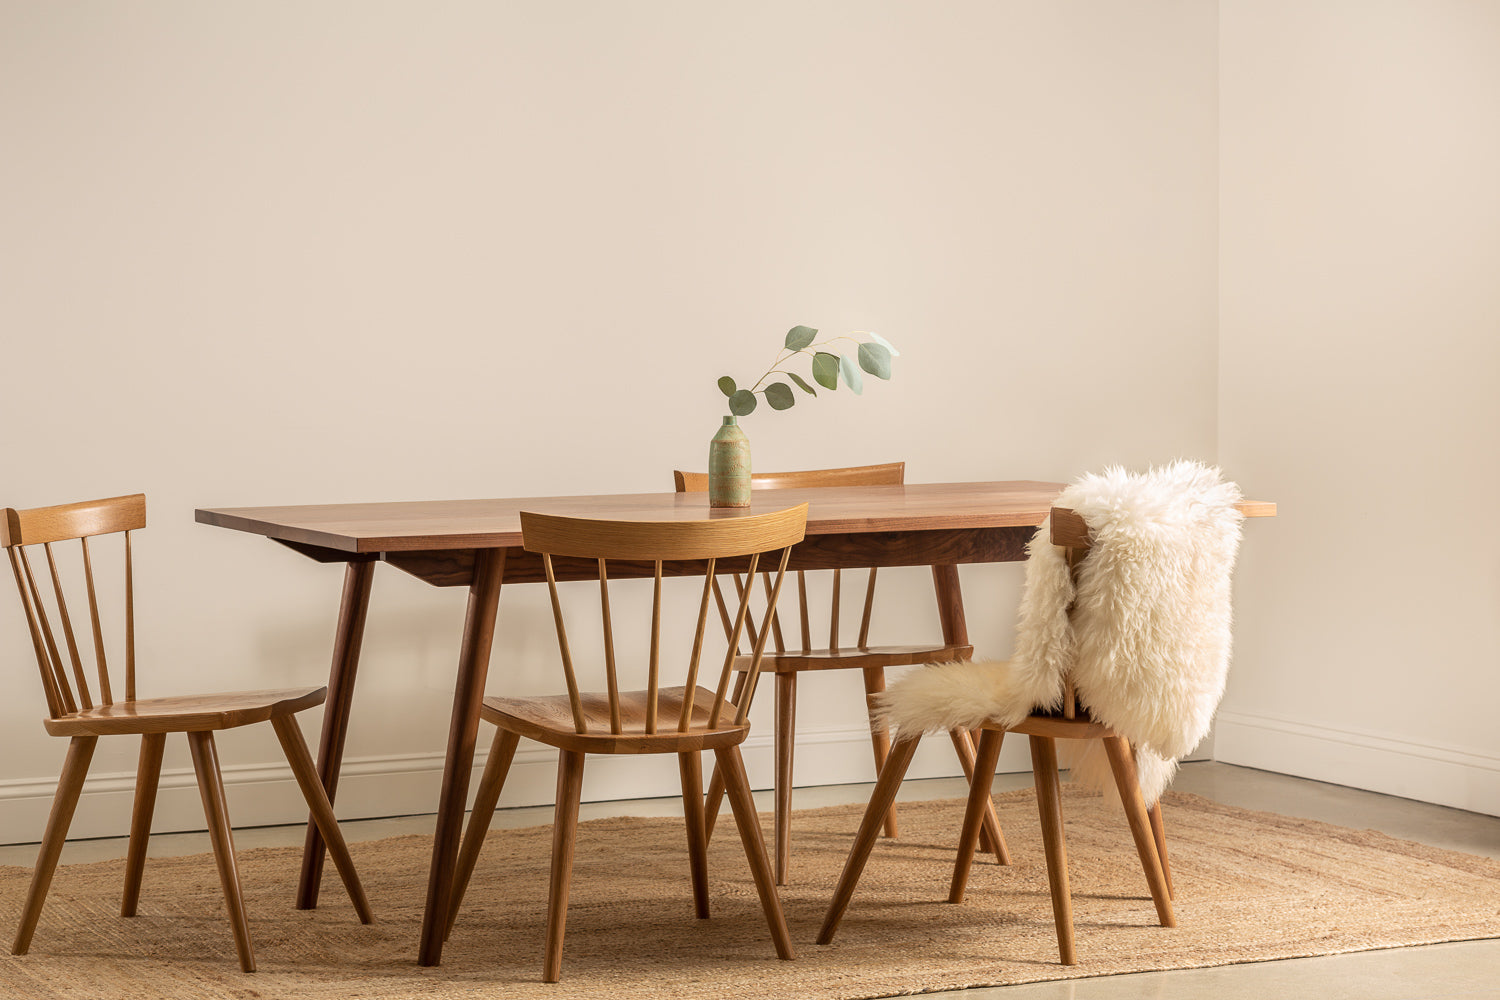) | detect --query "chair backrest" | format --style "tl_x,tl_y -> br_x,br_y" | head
520,503 -> 808,735
673,462 -> 904,654
2,494 -> 147,719
1038,460 -> 1243,746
